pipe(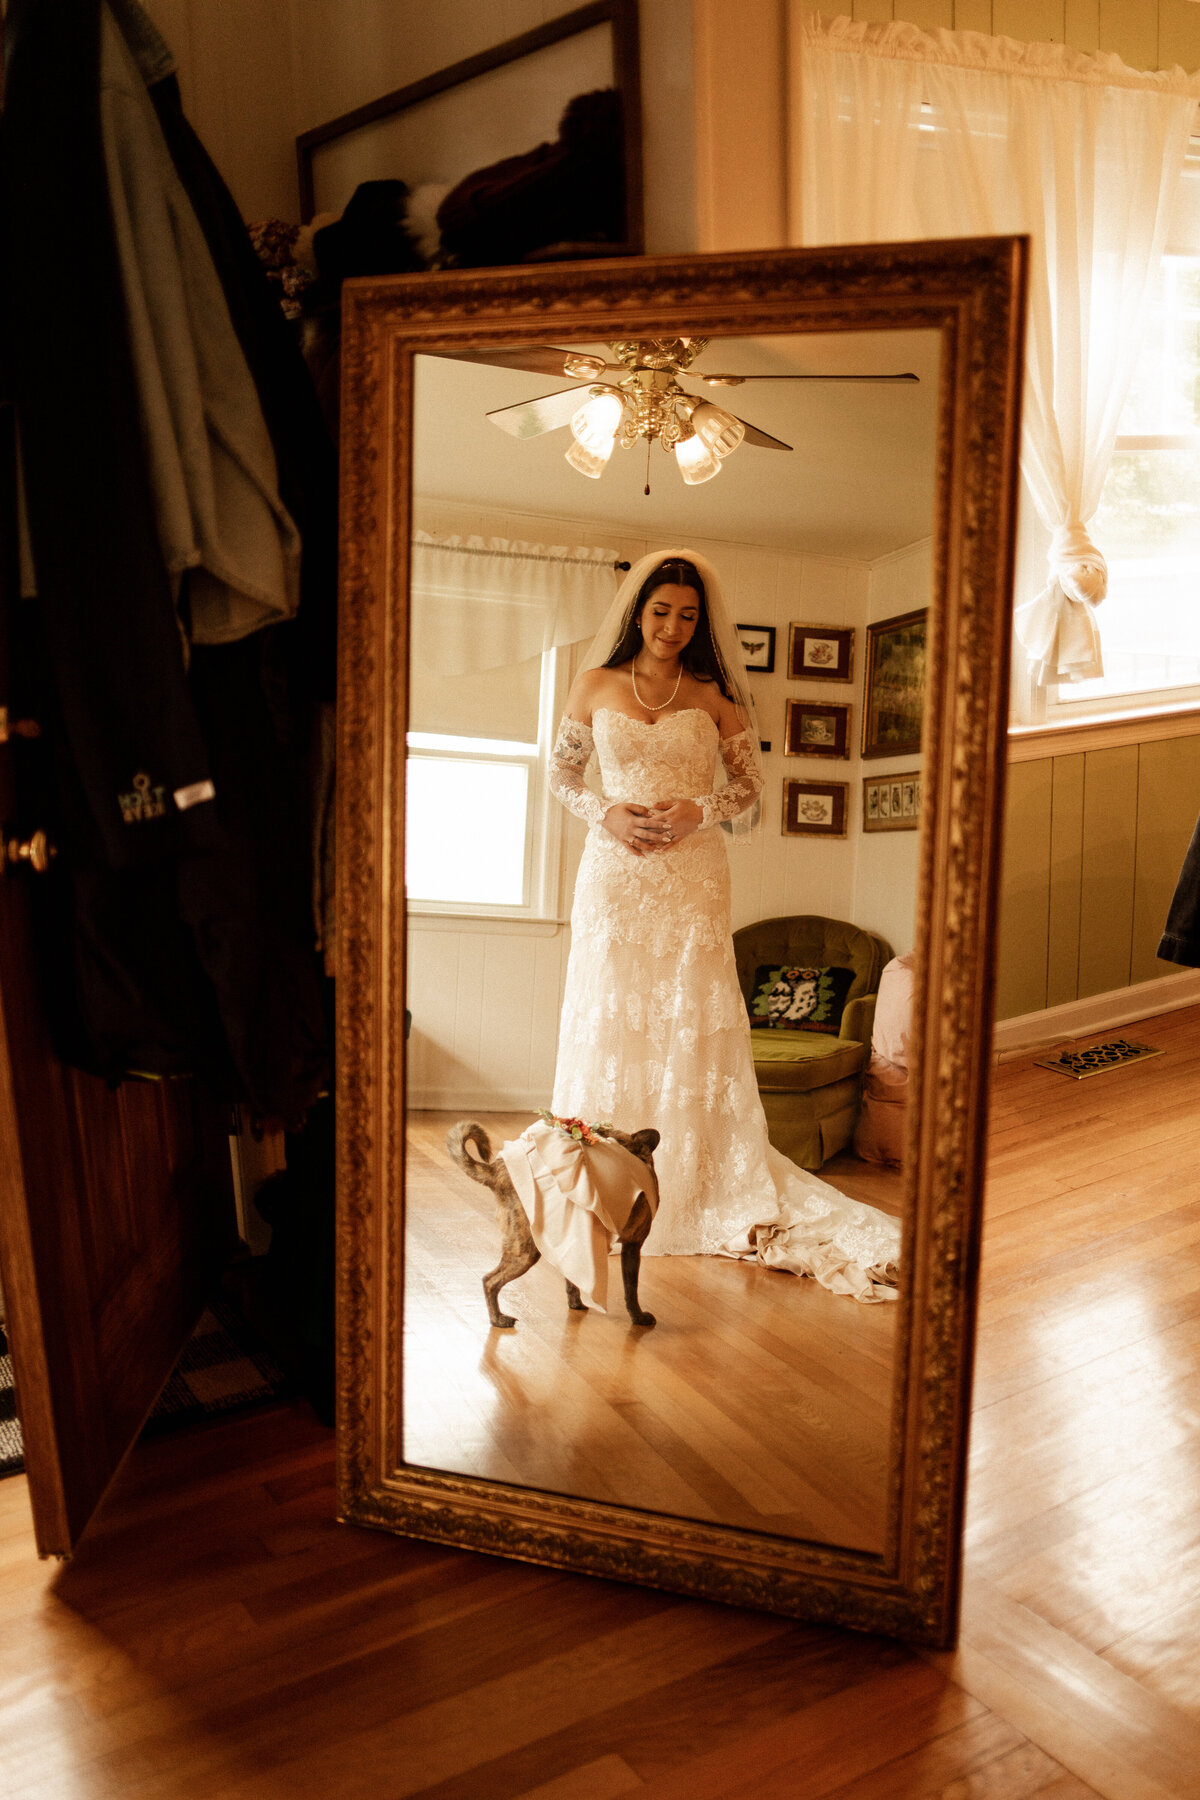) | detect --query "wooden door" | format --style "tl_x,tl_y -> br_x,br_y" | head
0,412 -> 237,1559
